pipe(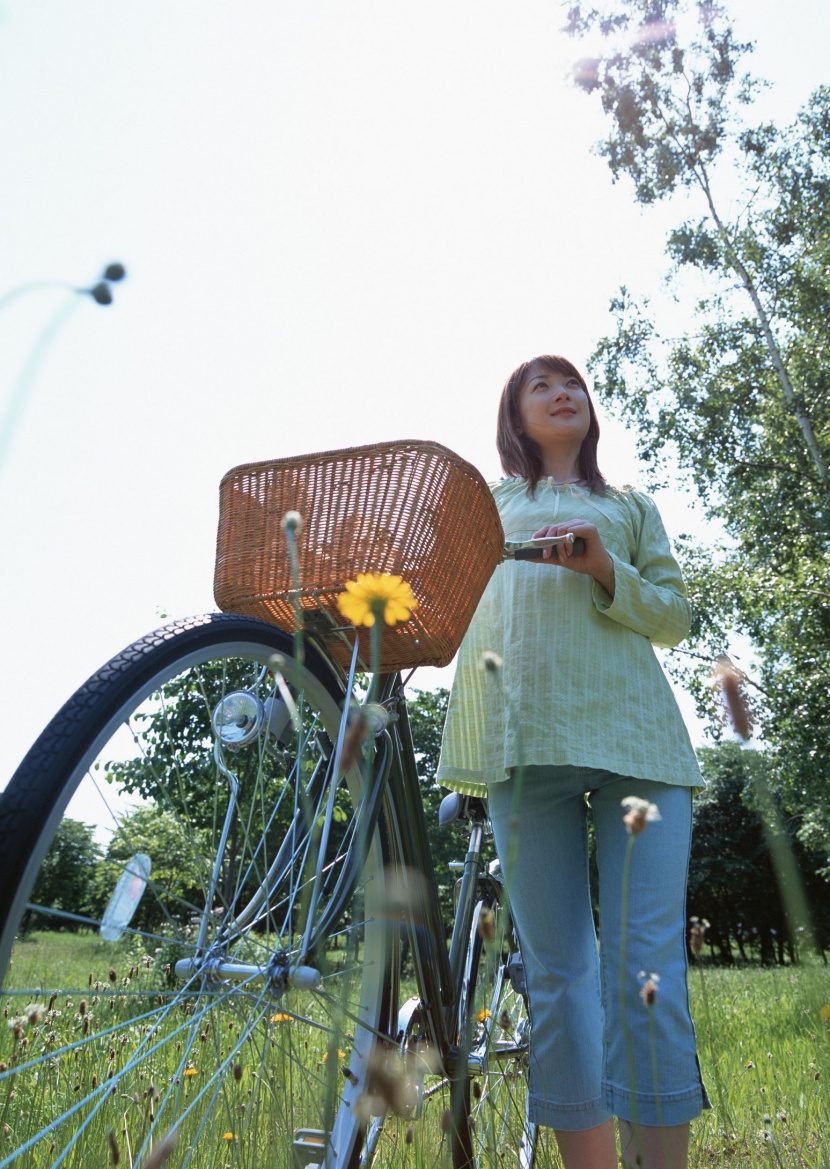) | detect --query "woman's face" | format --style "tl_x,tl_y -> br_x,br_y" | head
517,363 -> 591,451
